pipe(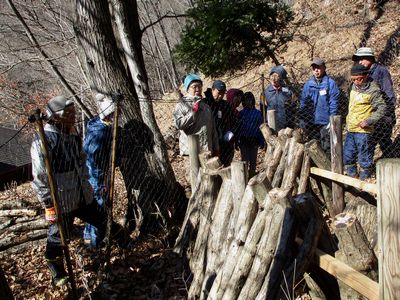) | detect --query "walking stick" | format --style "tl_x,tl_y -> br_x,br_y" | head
29,109 -> 78,299
104,93 -> 121,265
